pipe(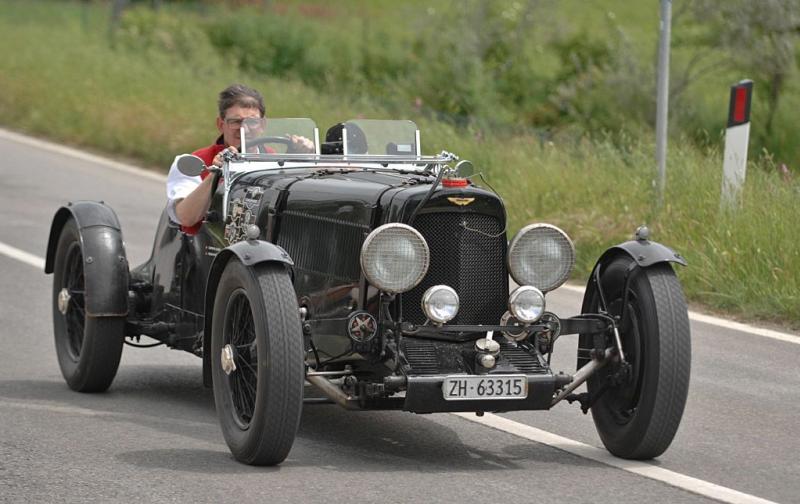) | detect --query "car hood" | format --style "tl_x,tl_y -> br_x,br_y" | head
270,169 -> 505,228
